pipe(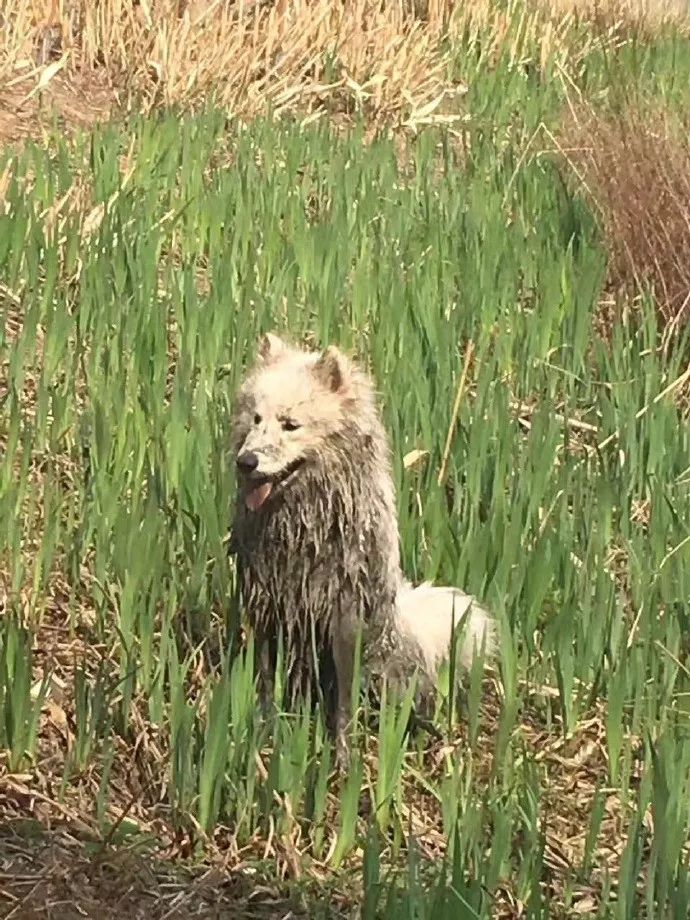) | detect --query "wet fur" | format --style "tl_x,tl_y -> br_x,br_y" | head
230,334 -> 494,765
